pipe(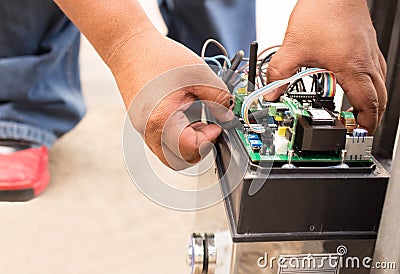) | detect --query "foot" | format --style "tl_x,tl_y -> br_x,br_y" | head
0,140 -> 50,202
